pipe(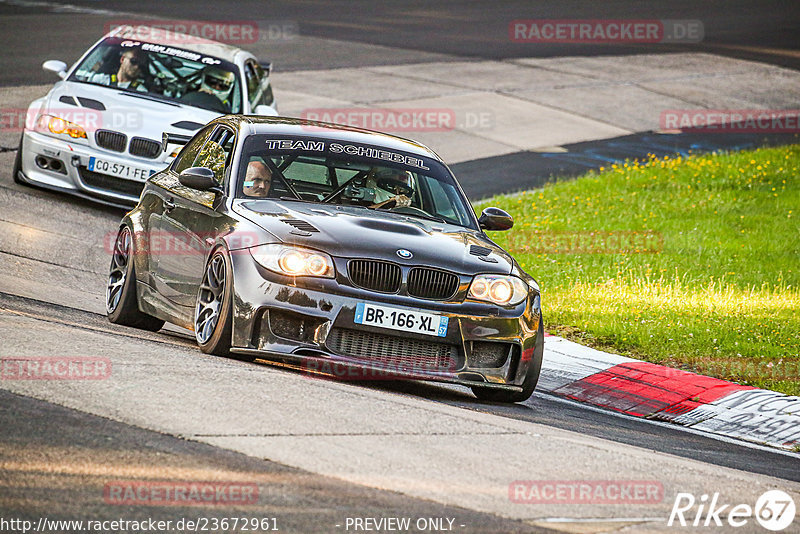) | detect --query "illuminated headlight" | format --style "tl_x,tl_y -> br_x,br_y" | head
36,114 -> 87,140
468,274 -> 528,306
249,244 -> 335,278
